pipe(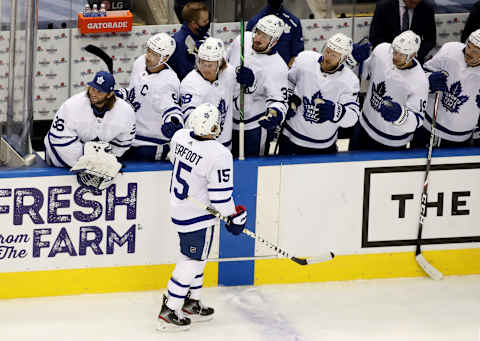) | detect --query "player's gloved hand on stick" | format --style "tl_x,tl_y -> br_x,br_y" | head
380,100 -> 406,124
286,94 -> 301,120
315,99 -> 344,123
226,205 -> 247,235
259,108 -> 283,131
352,40 -> 372,64
161,116 -> 183,139
236,66 -> 255,88
428,71 -> 448,93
